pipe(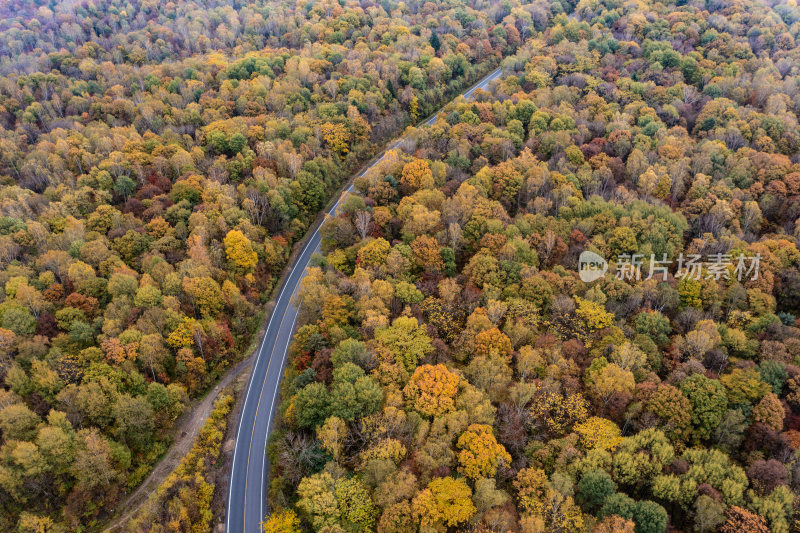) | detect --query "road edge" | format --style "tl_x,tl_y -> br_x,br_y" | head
101,60 -> 503,533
